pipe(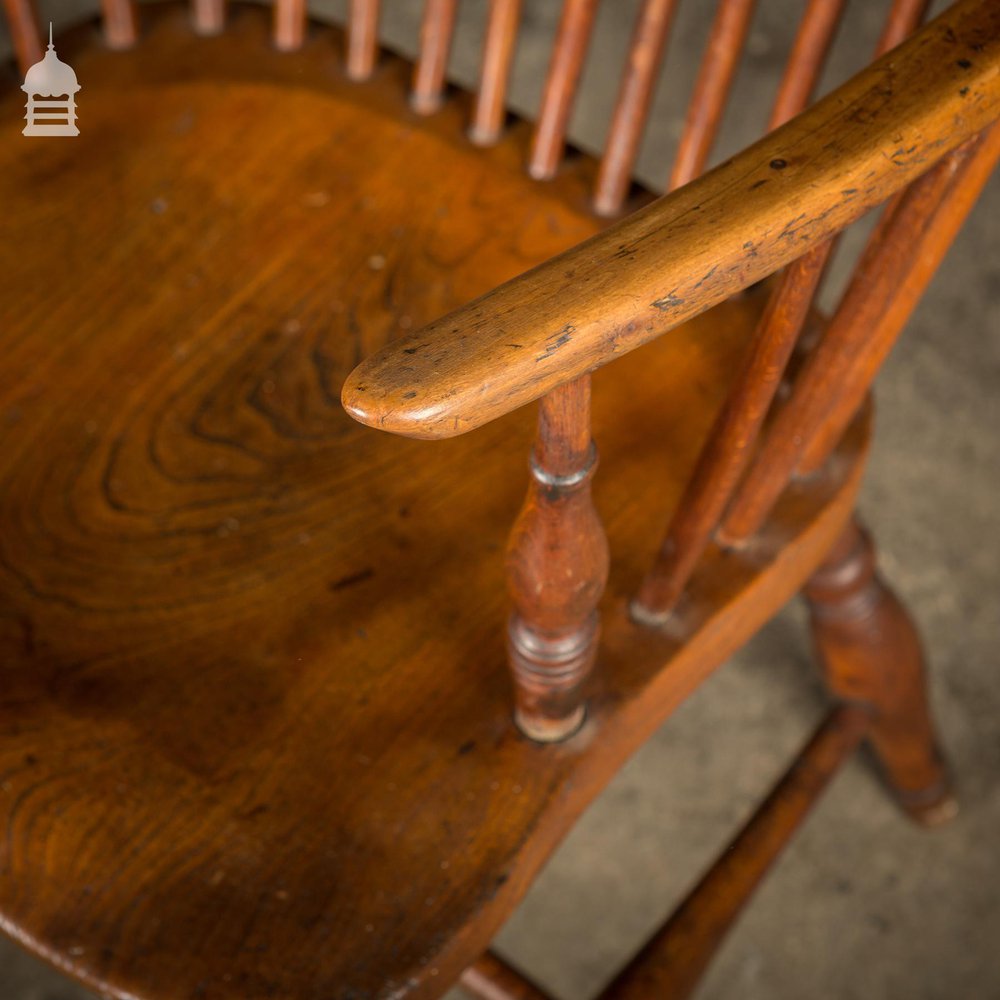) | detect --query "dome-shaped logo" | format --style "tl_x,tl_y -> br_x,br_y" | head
22,24 -> 81,136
